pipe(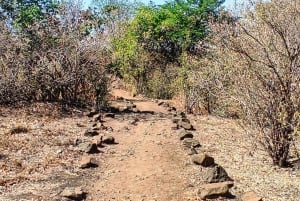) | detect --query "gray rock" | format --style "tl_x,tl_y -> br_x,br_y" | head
129,118 -> 139,125
192,153 -> 215,167
188,147 -> 198,155
177,120 -> 193,130
158,101 -> 169,107
102,136 -> 115,144
77,142 -> 99,154
205,165 -> 233,183
93,114 -> 102,122
104,113 -> 115,118
86,110 -> 98,117
84,129 -> 98,137
60,187 -> 86,200
179,130 -> 193,140
176,111 -> 186,118
182,138 -> 200,148
172,118 -> 181,124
